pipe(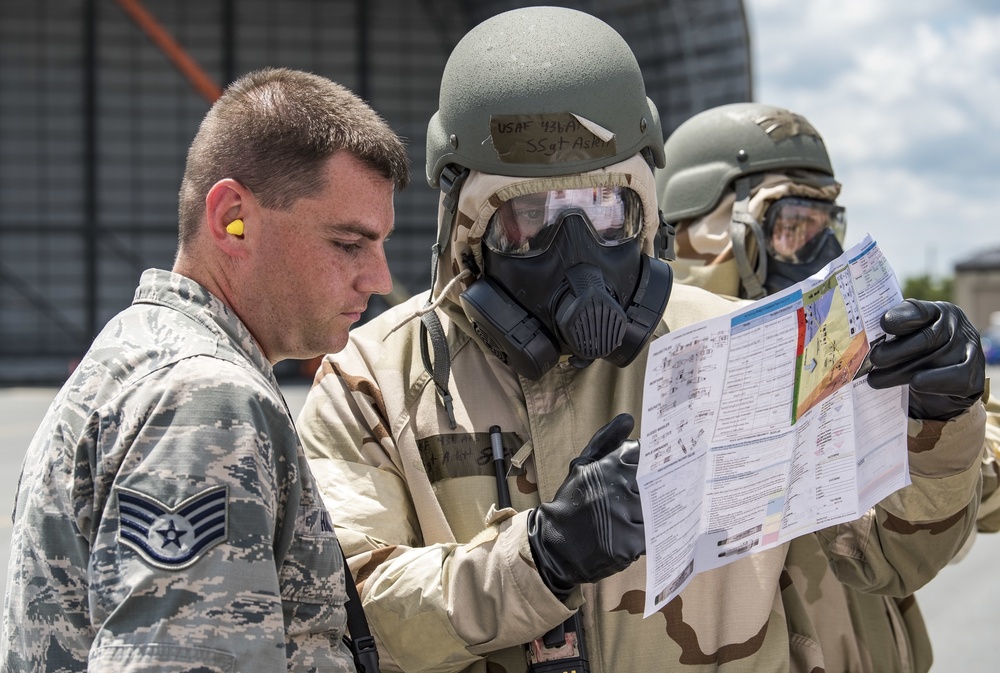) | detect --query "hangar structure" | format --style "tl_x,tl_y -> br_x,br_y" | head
0,0 -> 752,384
